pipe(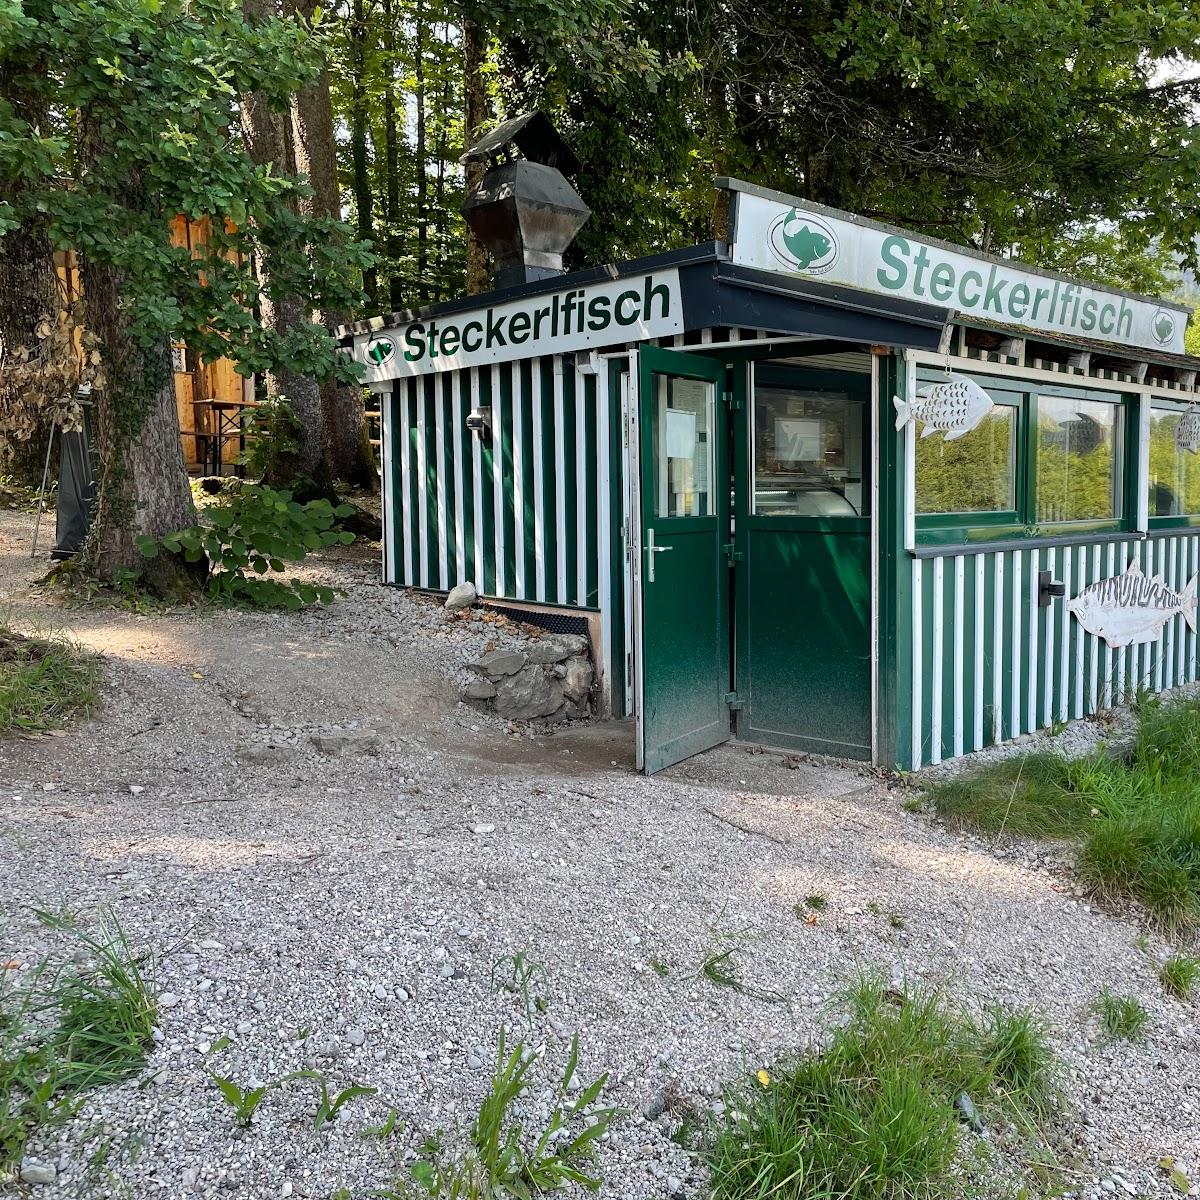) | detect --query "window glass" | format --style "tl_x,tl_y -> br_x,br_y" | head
1148,406 -> 1200,517
915,407 -> 1017,515
1035,395 -> 1123,523
752,386 -> 868,516
652,373 -> 713,518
